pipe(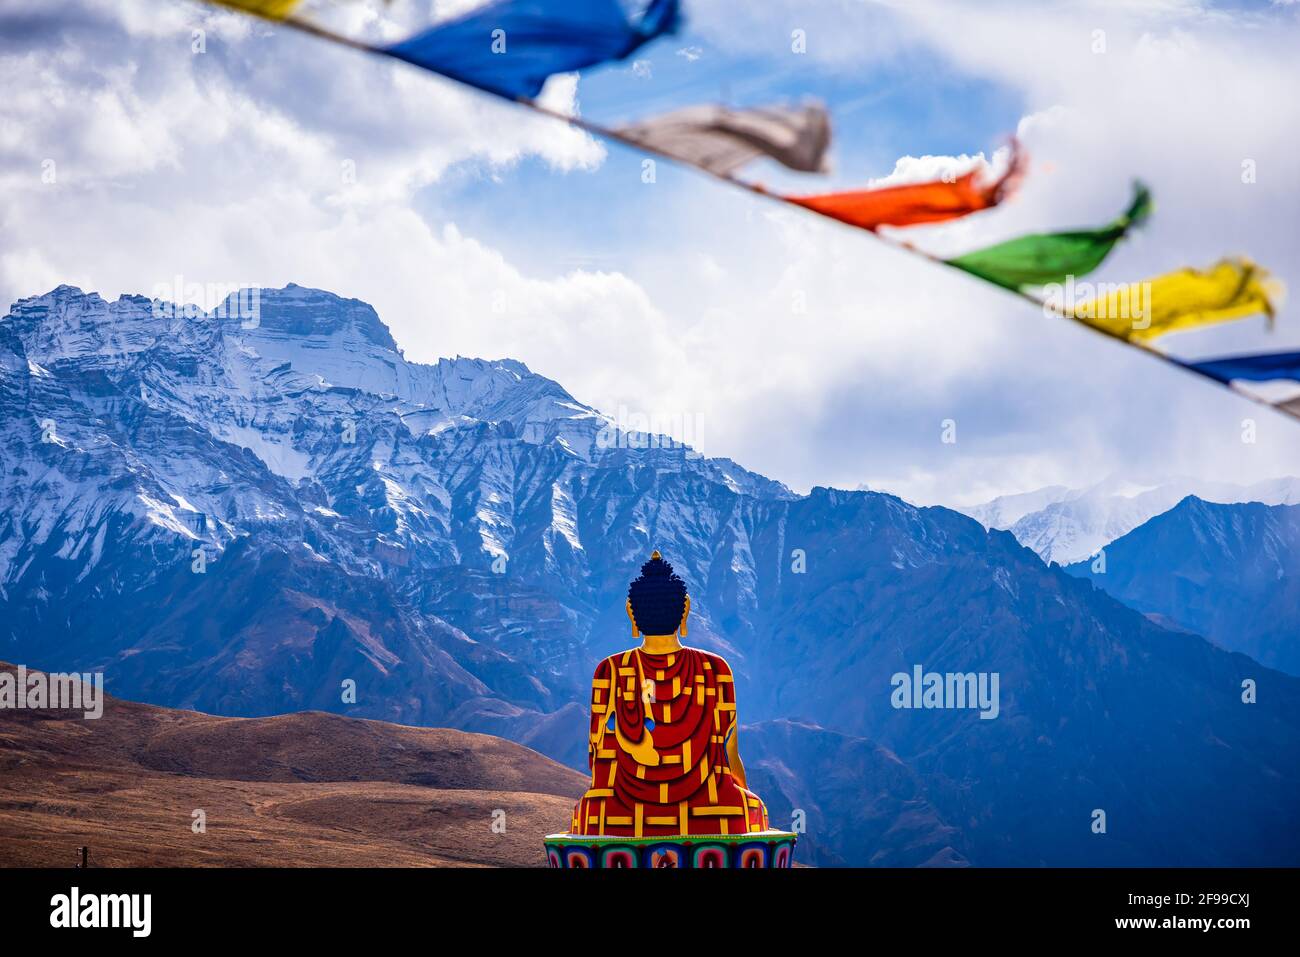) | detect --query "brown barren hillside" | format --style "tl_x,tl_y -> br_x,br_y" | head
0,663 -> 586,867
